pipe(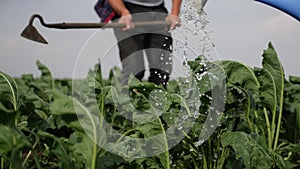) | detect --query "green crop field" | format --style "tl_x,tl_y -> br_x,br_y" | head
0,43 -> 299,169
